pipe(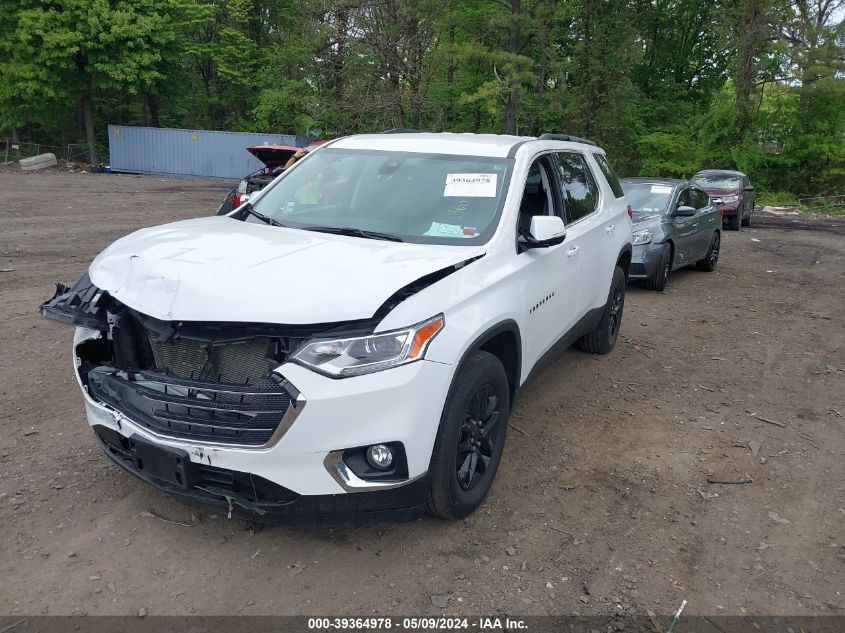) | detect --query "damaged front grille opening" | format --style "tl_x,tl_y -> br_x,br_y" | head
80,303 -> 306,446
43,276 -> 355,446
